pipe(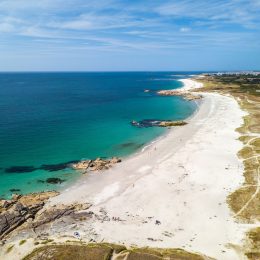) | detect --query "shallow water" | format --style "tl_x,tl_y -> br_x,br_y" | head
0,72 -> 199,198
